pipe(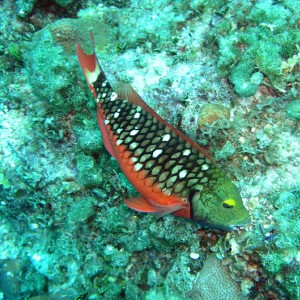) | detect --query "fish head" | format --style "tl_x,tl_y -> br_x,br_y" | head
190,178 -> 251,230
